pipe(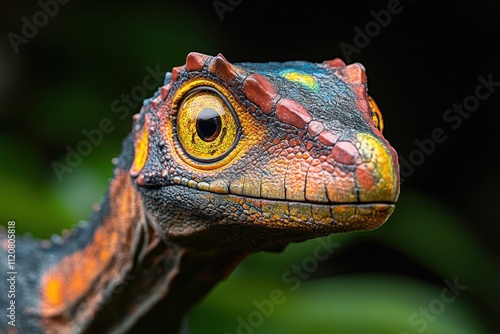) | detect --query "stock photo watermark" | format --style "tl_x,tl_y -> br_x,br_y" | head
400,277 -> 467,334
7,0 -> 71,54
339,0 -> 414,62
5,221 -> 17,327
212,0 -> 243,21
51,64 -> 165,182
399,73 -> 499,182
224,237 -> 340,334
